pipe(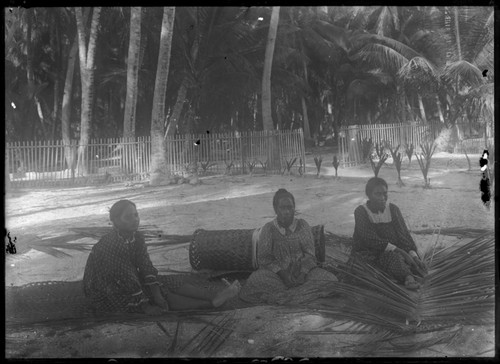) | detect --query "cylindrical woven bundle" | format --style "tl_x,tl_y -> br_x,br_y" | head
189,229 -> 255,271
189,225 -> 326,271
